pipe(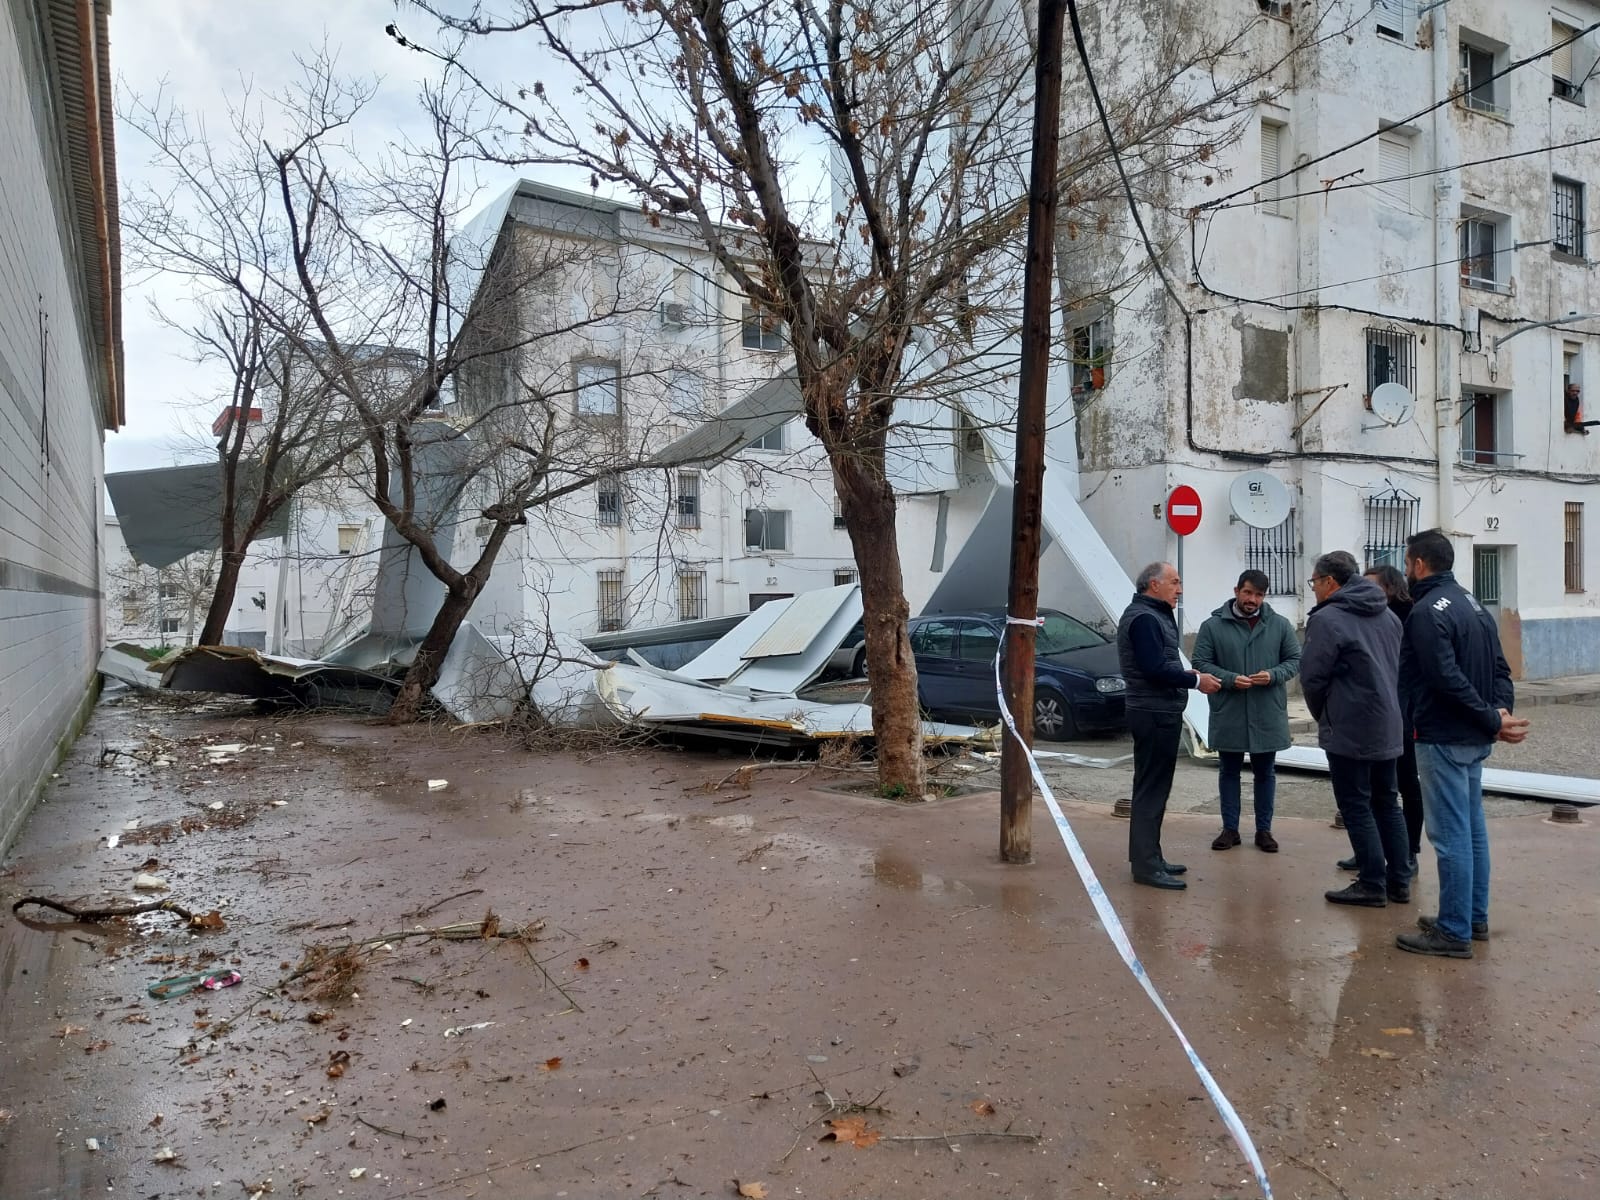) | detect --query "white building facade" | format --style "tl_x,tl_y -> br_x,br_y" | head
1058,0 -> 1598,678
